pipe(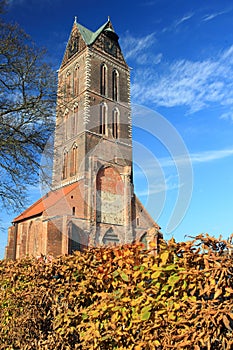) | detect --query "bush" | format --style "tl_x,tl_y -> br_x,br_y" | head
0,234 -> 233,349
